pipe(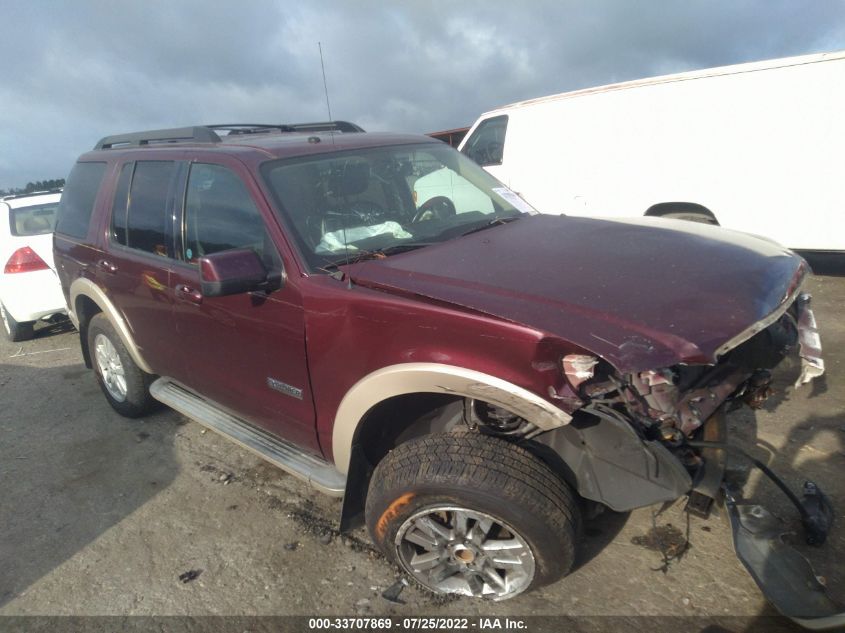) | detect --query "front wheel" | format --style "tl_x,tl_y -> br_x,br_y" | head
87,313 -> 156,418
1,301 -> 34,342
365,433 -> 580,600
